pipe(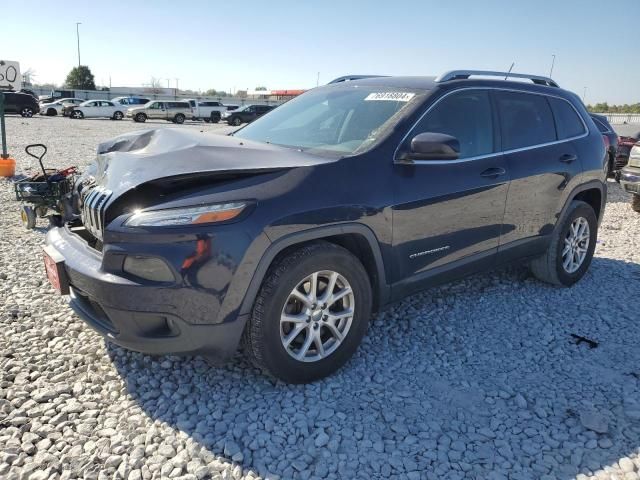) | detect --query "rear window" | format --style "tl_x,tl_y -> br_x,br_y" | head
549,97 -> 586,139
495,91 -> 556,150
